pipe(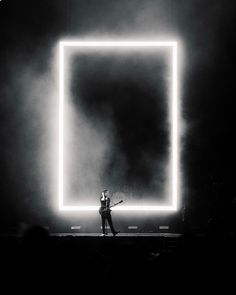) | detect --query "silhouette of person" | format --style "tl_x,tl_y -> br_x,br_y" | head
99,189 -> 119,236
